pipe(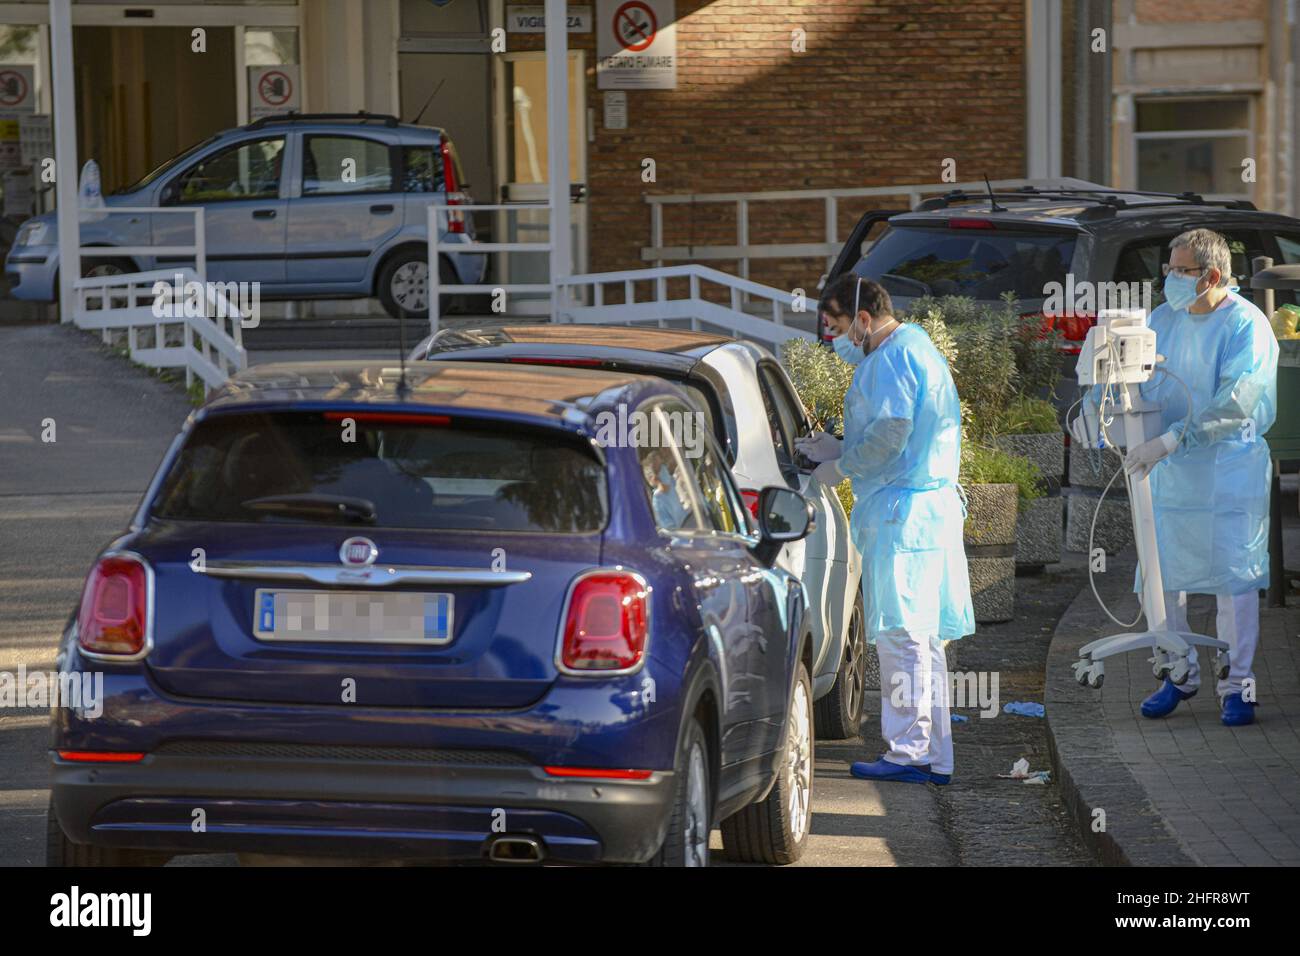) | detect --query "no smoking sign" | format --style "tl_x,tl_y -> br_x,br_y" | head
614,1 -> 656,51
598,0 -> 676,90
